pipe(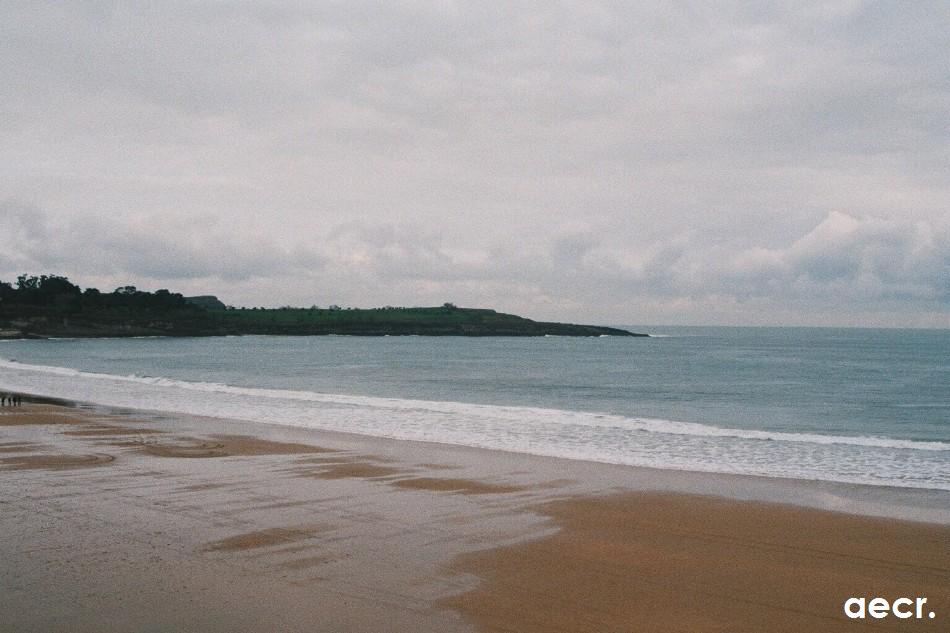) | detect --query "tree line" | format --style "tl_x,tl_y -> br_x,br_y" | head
0,275 -> 195,312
